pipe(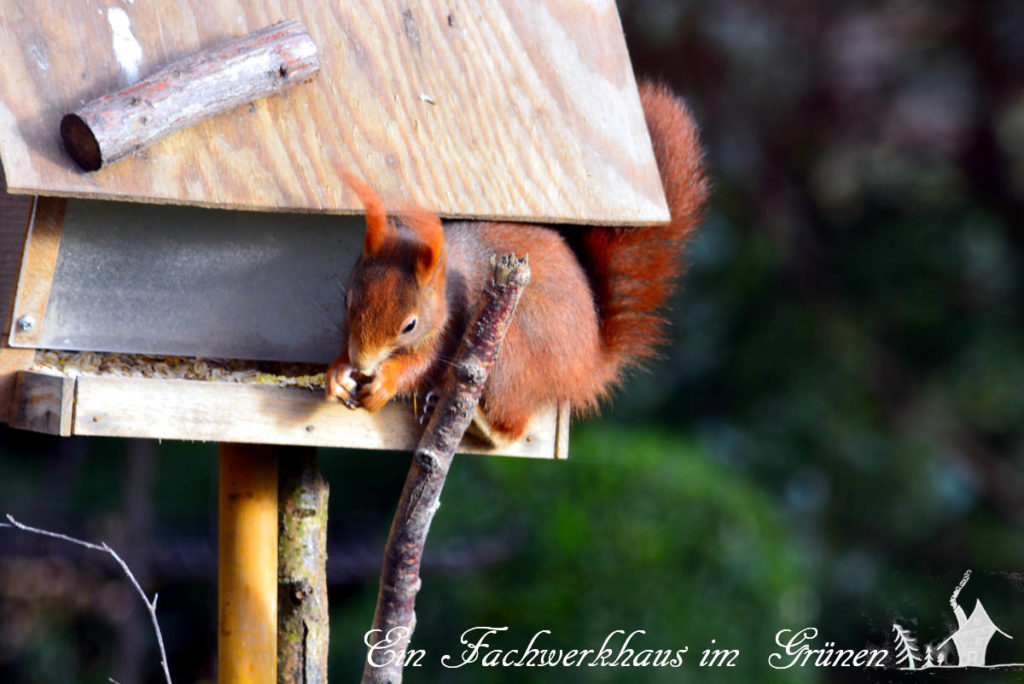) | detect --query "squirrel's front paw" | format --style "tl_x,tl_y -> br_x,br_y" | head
325,363 -> 361,409
357,373 -> 397,413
